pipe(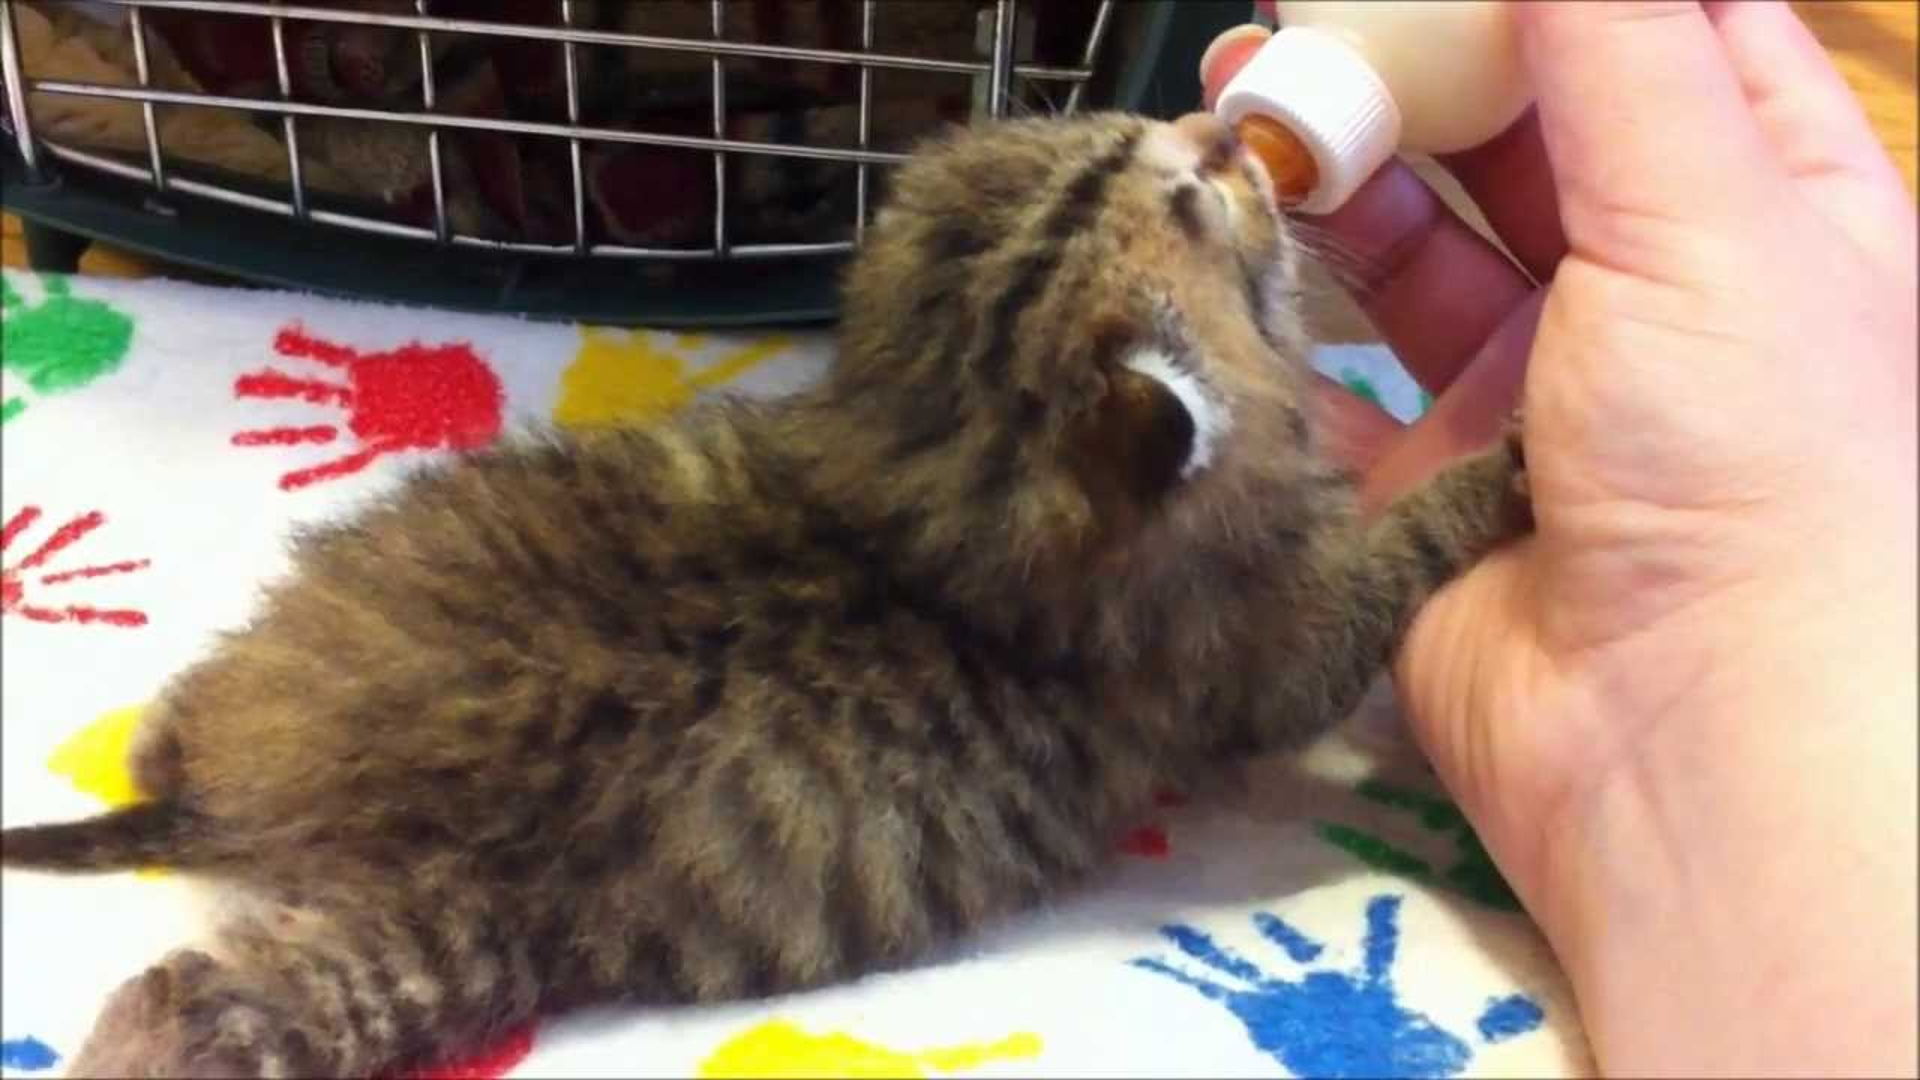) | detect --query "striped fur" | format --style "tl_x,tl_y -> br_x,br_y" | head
1,112 -> 1530,1078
